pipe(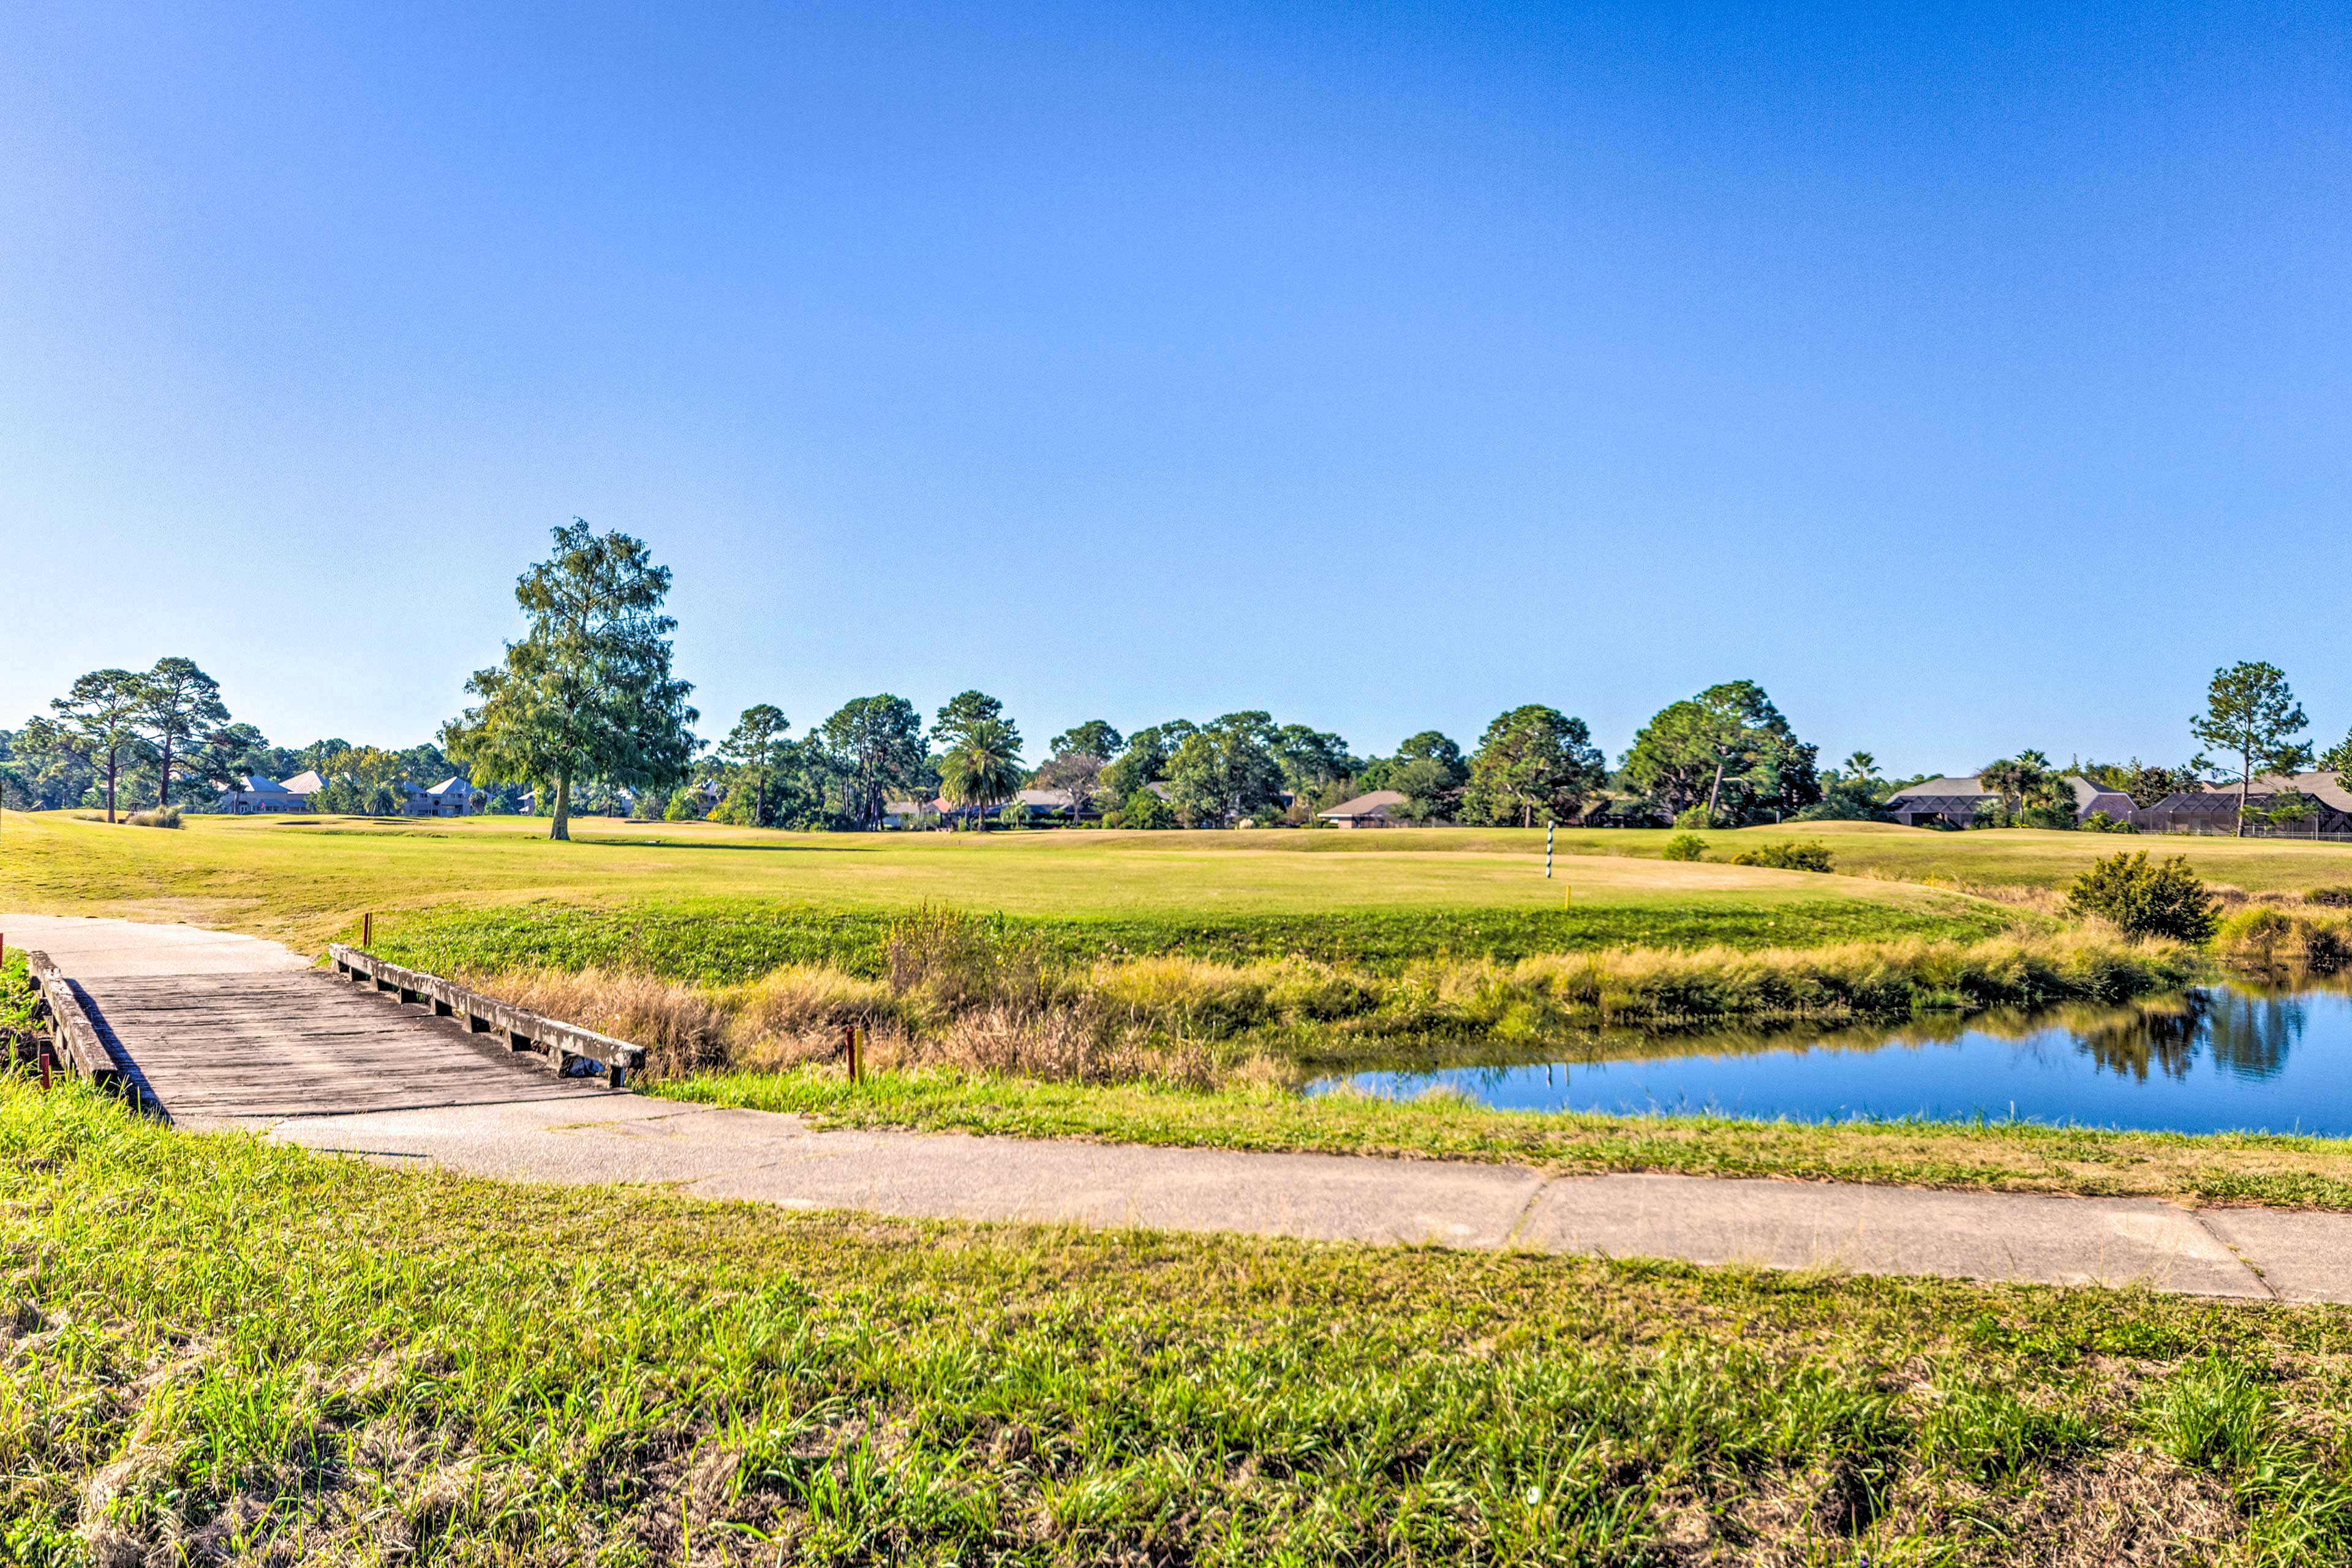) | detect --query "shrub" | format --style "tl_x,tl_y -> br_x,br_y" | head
1121,790 -> 1177,830
662,788 -> 707,823
2079,810 -> 2136,834
2307,886 -> 2352,908
1660,833 -> 1708,862
1728,840 -> 1834,873
2064,851 -> 2218,942
1672,806 -> 1716,830
125,807 -> 183,829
